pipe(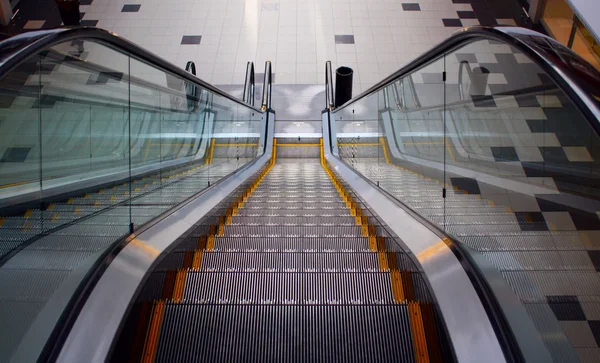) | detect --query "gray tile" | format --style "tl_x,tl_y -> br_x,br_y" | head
255,73 -> 276,84
181,35 -> 202,45
442,18 -> 463,27
576,348 -> 600,363
560,321 -> 598,347
548,296 -> 586,321
457,10 -> 476,19
402,3 -> 421,11
334,35 -> 355,44
80,20 -> 98,26
122,4 -> 141,12
1,147 -> 31,162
